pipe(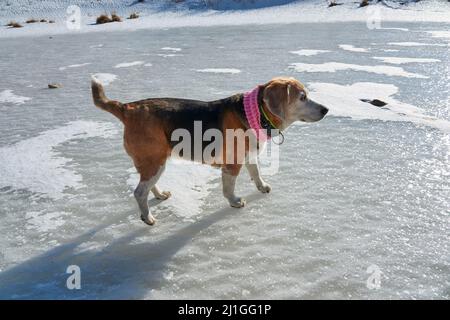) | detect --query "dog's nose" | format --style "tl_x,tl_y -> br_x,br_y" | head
320,106 -> 329,116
